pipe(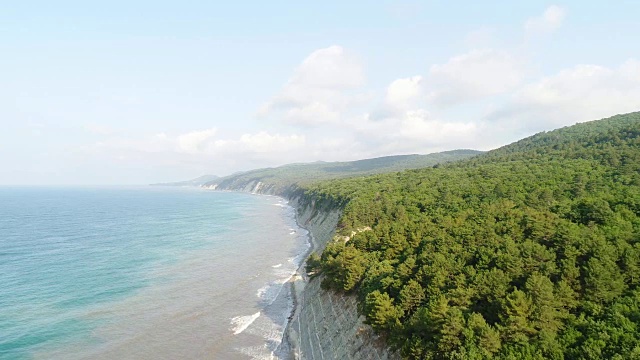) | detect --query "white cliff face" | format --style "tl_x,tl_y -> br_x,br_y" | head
251,181 -> 263,194
286,199 -> 399,360
291,276 -> 399,360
